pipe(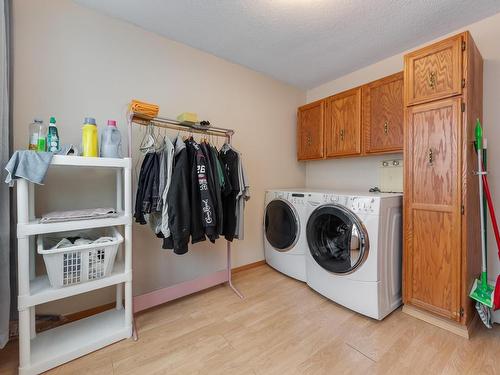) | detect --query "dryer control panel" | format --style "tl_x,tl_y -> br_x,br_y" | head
289,193 -> 307,205
273,191 -> 307,205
